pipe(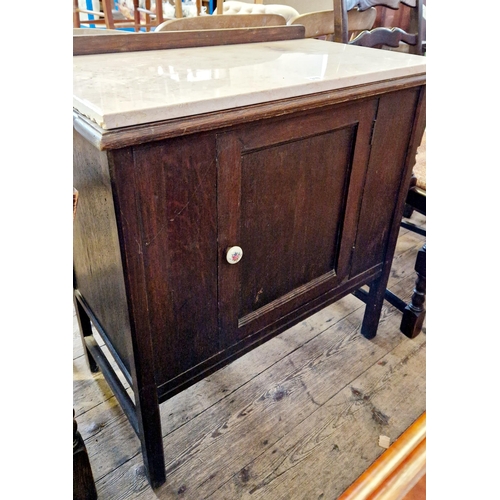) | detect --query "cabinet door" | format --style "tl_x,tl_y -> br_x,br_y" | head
217,99 -> 377,346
